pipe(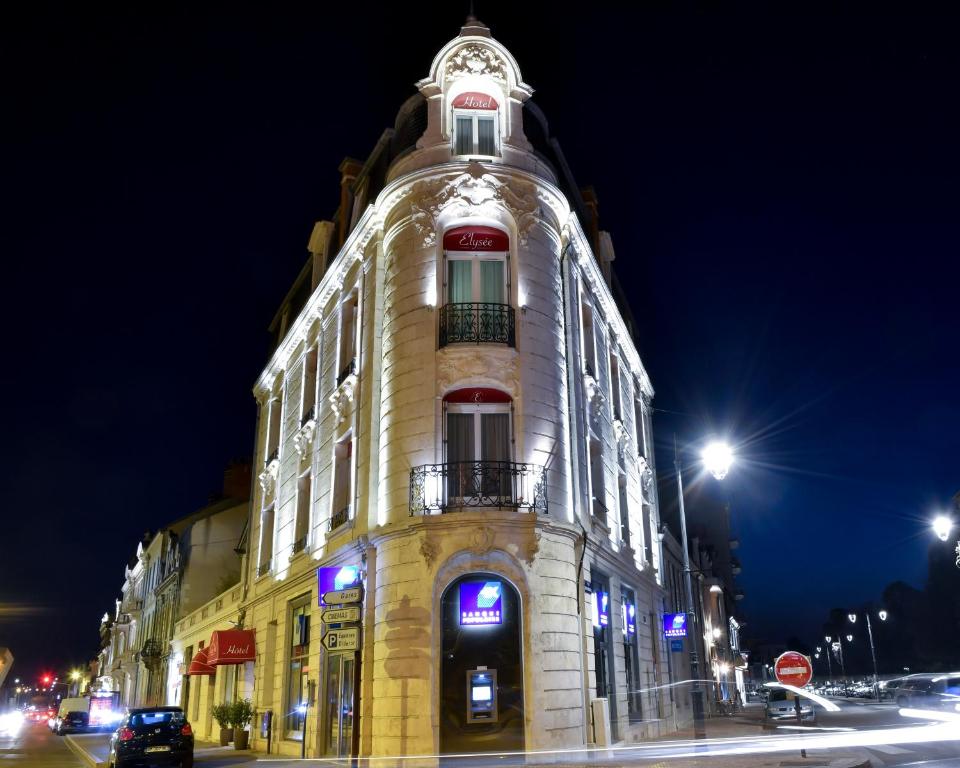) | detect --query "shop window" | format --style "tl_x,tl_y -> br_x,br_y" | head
622,589 -> 643,722
285,601 -> 311,738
